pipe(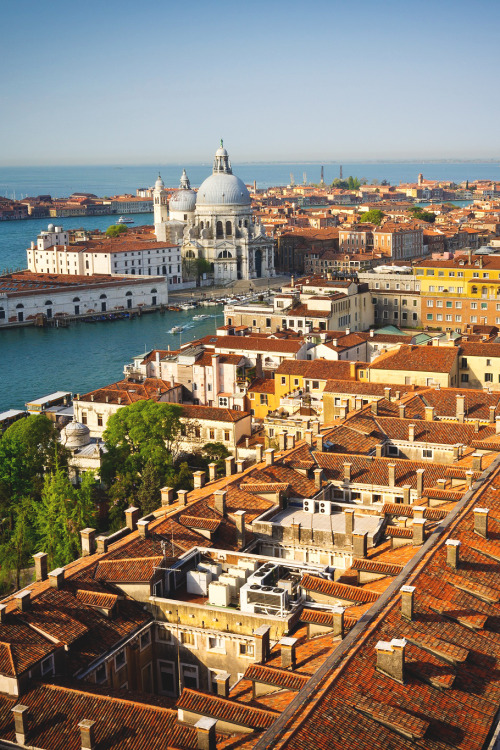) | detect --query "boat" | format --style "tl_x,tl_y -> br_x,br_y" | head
116,216 -> 134,224
193,314 -> 210,321
170,326 -> 184,334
